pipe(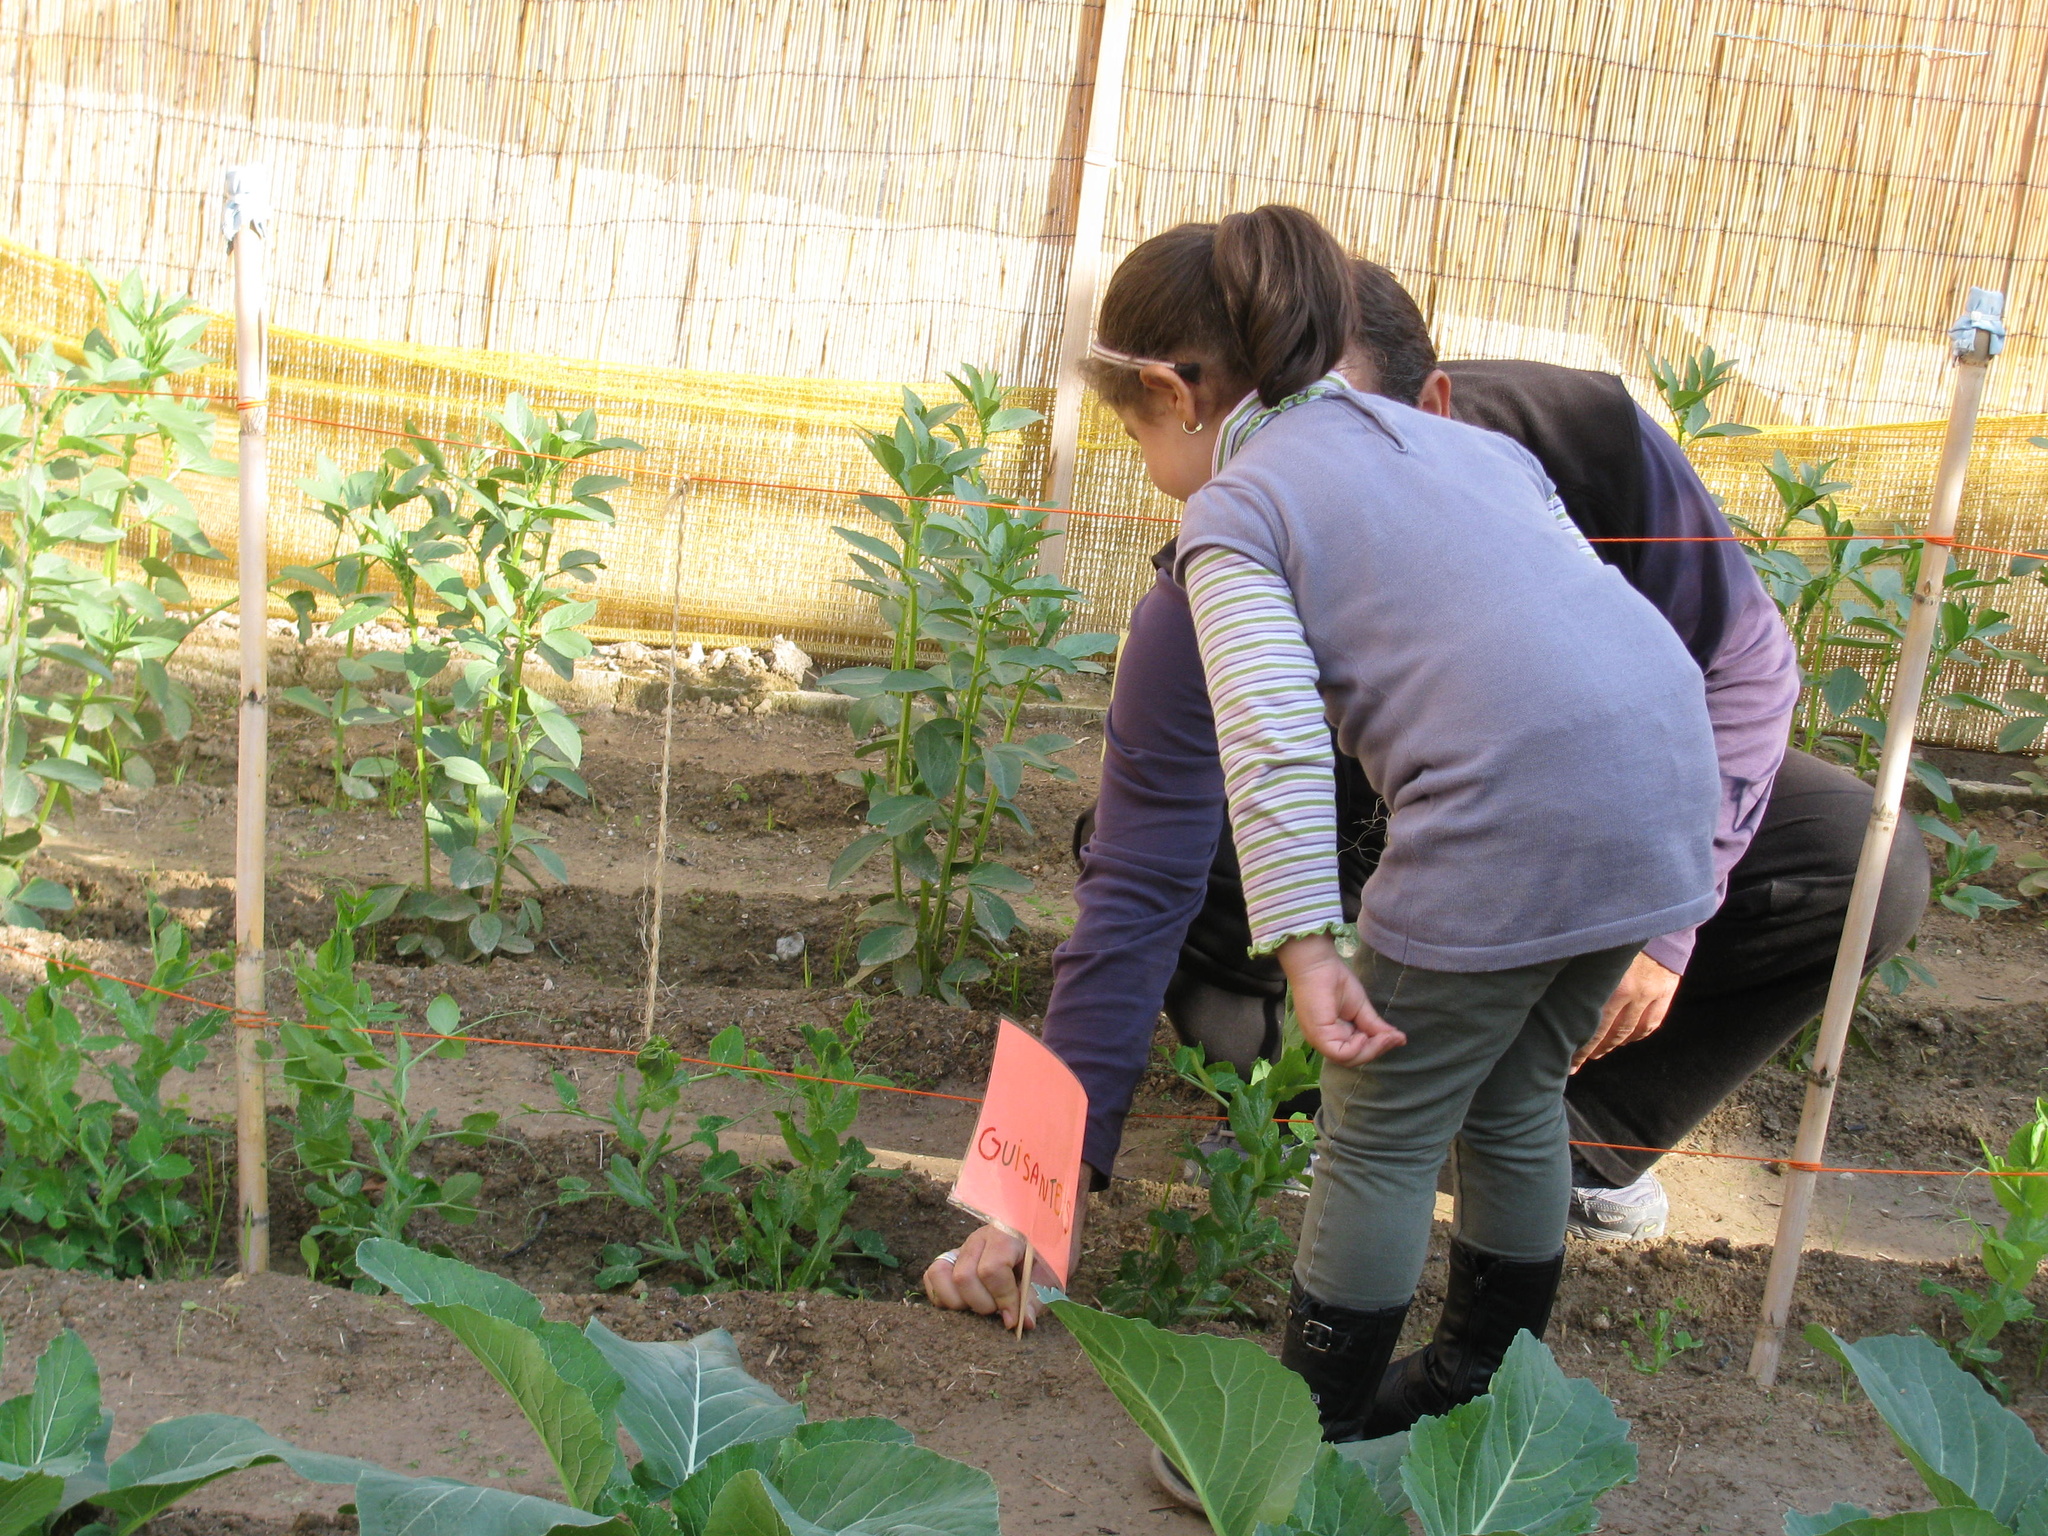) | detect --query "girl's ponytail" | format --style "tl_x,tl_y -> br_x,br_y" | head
1087,204 -> 1355,411
1212,206 -> 1355,406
